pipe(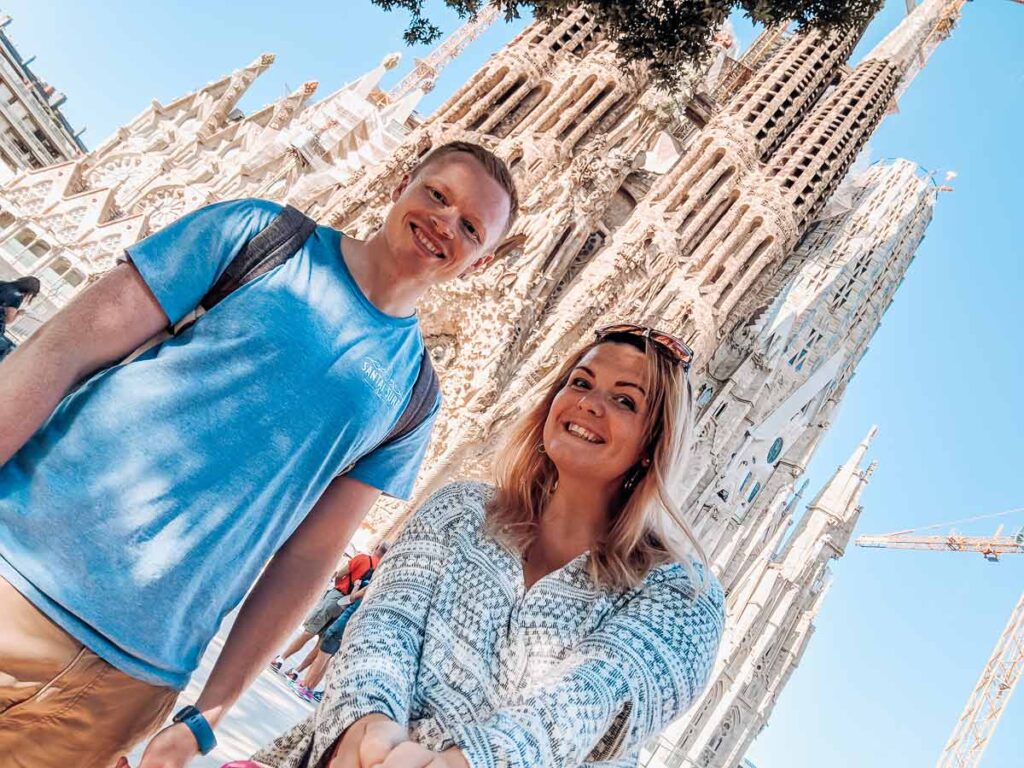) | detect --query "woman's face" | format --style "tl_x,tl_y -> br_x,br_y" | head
542,342 -> 652,490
